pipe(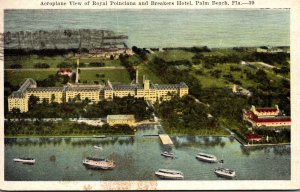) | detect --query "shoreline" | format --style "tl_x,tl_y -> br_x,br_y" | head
4,134 -> 291,147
